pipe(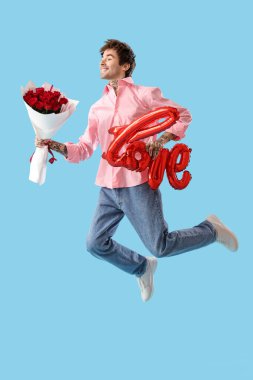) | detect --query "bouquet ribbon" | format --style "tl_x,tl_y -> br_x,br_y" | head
29,140 -> 57,164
